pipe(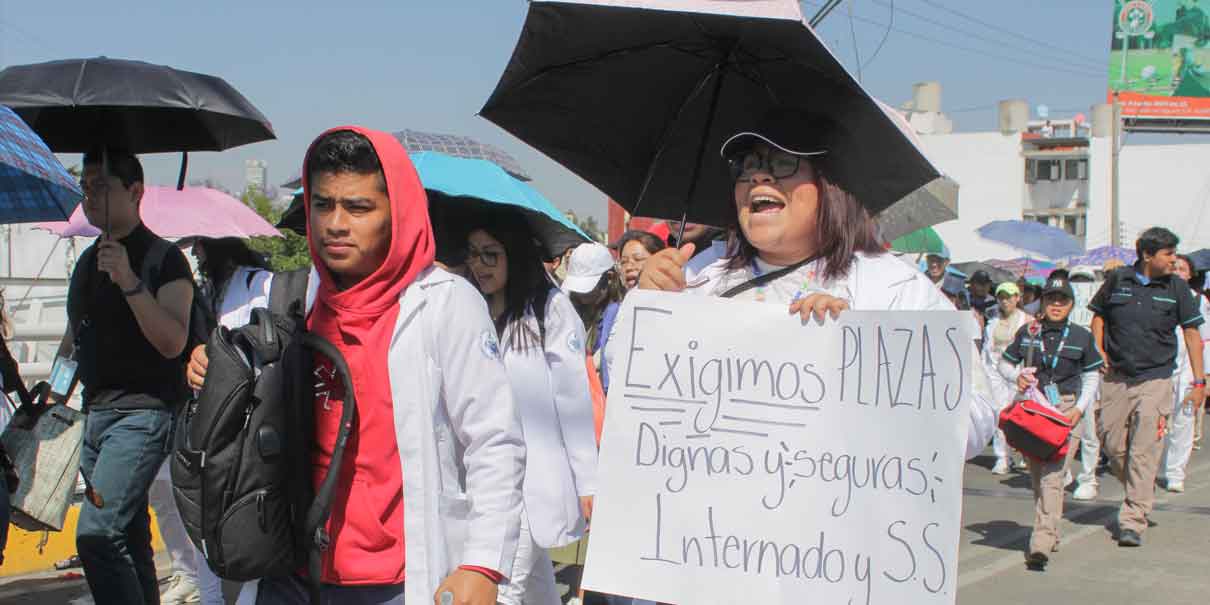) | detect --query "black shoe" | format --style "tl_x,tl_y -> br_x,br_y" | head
1118,529 -> 1142,547
1025,552 -> 1048,571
